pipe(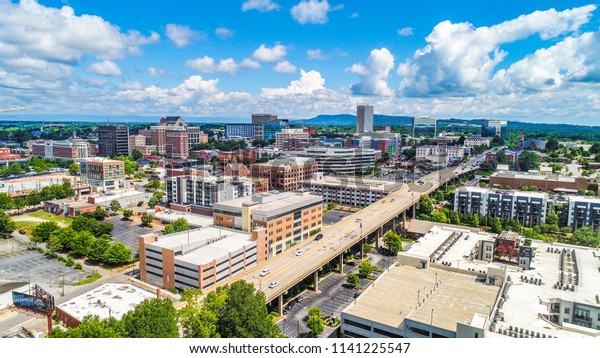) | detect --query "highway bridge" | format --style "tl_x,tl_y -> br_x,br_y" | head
217,160 -> 480,313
